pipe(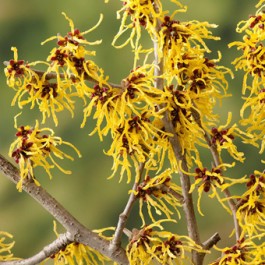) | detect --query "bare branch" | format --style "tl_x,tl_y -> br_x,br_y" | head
203,232 -> 221,251
0,154 -> 129,265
